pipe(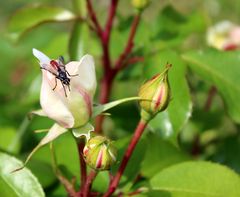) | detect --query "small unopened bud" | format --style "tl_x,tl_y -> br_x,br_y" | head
139,63 -> 171,121
131,0 -> 150,10
83,136 -> 117,171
